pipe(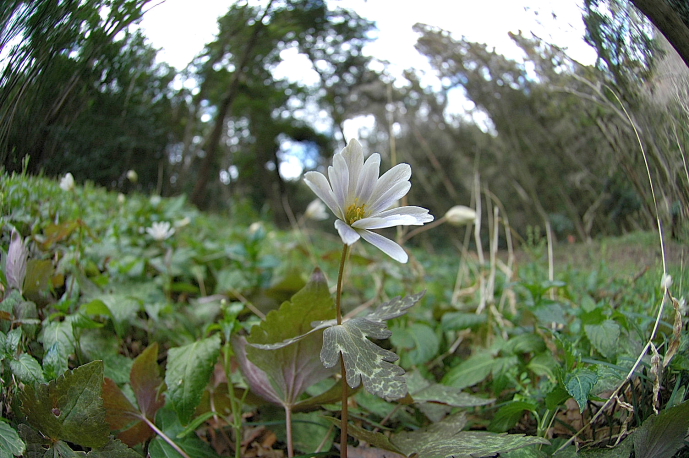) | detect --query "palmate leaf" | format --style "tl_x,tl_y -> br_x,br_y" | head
20,360 -> 109,449
243,269 -> 337,407
249,288 -> 425,401
321,292 -> 426,401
